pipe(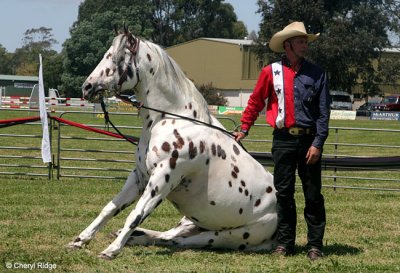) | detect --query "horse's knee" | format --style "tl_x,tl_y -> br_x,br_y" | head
99,202 -> 119,218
